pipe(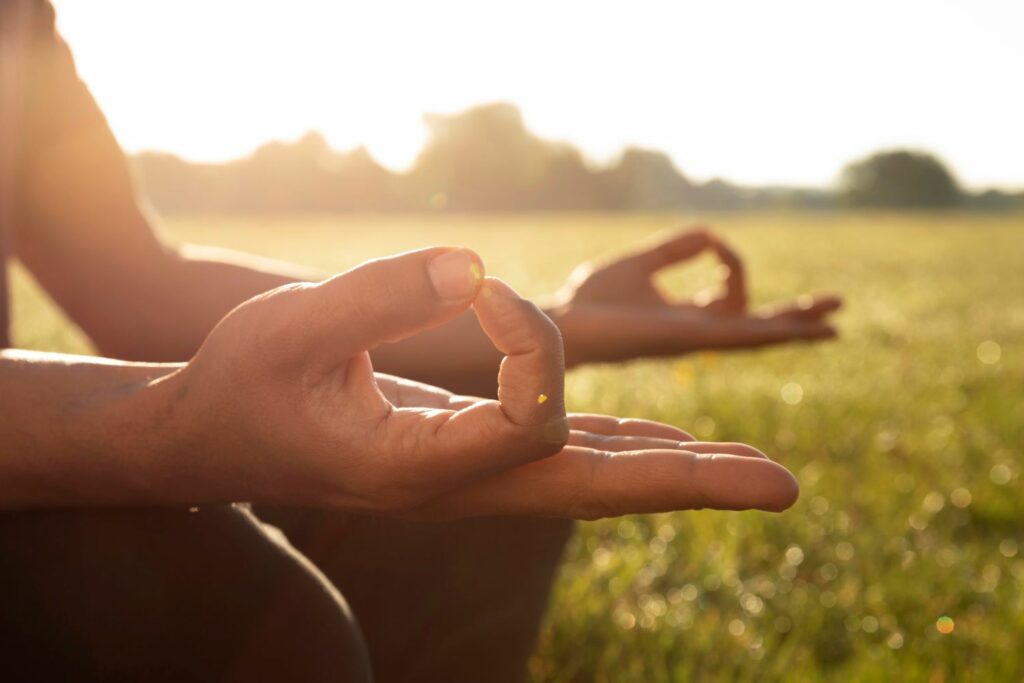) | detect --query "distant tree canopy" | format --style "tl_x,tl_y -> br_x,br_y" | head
135,132 -> 396,212
838,150 -> 962,208
131,103 -> 1018,213
405,103 -> 605,210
